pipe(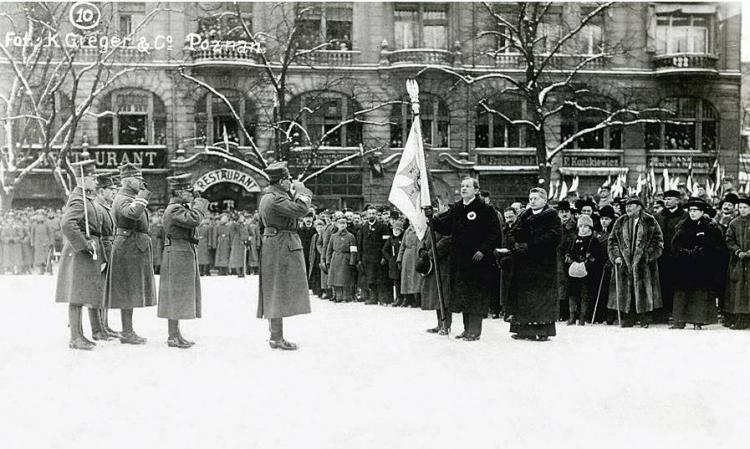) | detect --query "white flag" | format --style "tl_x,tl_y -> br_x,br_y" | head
388,111 -> 431,240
